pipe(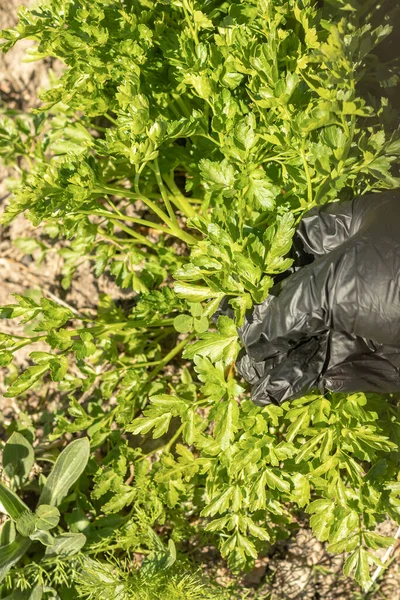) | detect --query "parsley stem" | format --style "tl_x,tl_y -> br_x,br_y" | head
0,333 -> 44,341
172,94 -> 191,118
132,334 -> 196,405
191,133 -> 221,147
163,173 -> 196,218
182,0 -> 199,45
94,185 -> 197,245
79,209 -> 170,233
136,424 -> 184,462
153,159 -> 179,226
109,219 -> 154,247
102,318 -> 176,329
73,319 -> 175,332
96,184 -> 174,227
96,228 -> 142,248
105,113 -> 118,125
300,146 -> 313,207
12,337 -> 46,351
